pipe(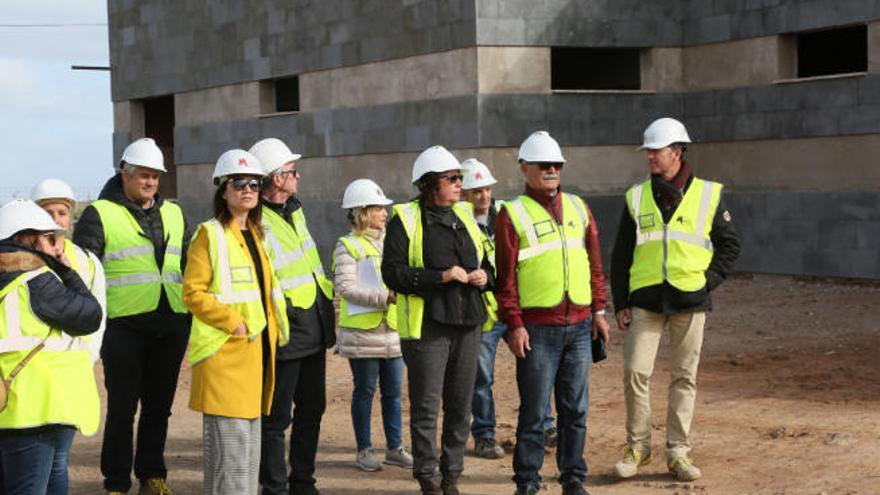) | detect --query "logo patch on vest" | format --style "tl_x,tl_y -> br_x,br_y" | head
723,210 -> 732,222
230,266 -> 255,284
533,220 -> 555,238
638,214 -> 655,229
